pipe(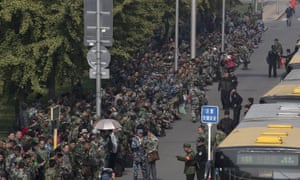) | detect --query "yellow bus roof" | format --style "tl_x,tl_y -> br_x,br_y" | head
260,83 -> 300,103
218,103 -> 300,148
264,84 -> 300,96
289,54 -> 300,64
283,69 -> 300,81
219,127 -> 300,148
296,39 -> 300,47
